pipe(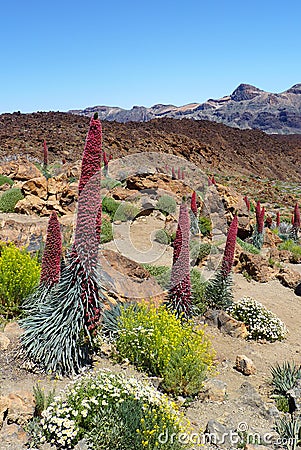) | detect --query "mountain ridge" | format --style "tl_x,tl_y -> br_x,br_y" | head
68,83 -> 301,135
